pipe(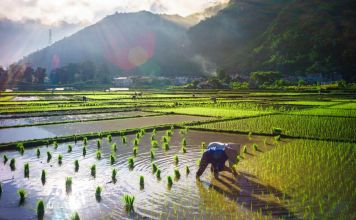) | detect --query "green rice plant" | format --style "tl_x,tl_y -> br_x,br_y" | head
196,159 -> 201,166
17,143 -> 25,155
173,154 -> 179,165
67,145 -> 72,153
83,137 -> 88,145
36,200 -> 45,220
166,130 -> 172,137
186,165 -> 190,175
123,194 -> 135,212
70,212 -> 80,220
111,143 -> 117,152
151,140 -> 158,148
140,128 -> 145,135
275,135 -> 281,141
150,134 -> 155,141
248,131 -> 252,140
96,150 -> 101,160
3,155 -> 8,164
121,136 -> 126,144
174,169 -> 181,179
263,138 -> 267,146
156,169 -> 161,179
133,138 -> 139,147
90,164 -> 96,177
152,129 -> 157,135
95,186 -> 102,202
82,146 -> 87,157
253,144 -> 258,151
152,163 -> 158,173
41,170 -> 46,185
65,177 -> 72,193
163,142 -> 169,151
47,151 -> 52,162
24,163 -> 29,178
133,147 -> 138,157
161,136 -> 168,143
112,168 -> 117,183
107,134 -> 112,142
0,182 -> 2,197
58,154 -> 63,165
182,146 -> 187,153
17,189 -> 26,205
128,157 -> 134,169
243,145 -> 247,154
97,140 -> 101,149
272,127 -> 282,135
110,154 -> 116,165
73,135 -> 77,144
139,175 -> 144,189
36,148 -> 41,158
53,141 -> 58,150
201,142 -> 206,149
10,158 -> 16,171
98,132 -> 103,139
74,160 -> 79,172
181,138 -> 187,147
167,176 -> 173,188
119,130 -> 125,137
135,132 -> 141,139
150,149 -> 155,160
